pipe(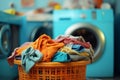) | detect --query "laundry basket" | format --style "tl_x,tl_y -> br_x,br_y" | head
14,59 -> 90,80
